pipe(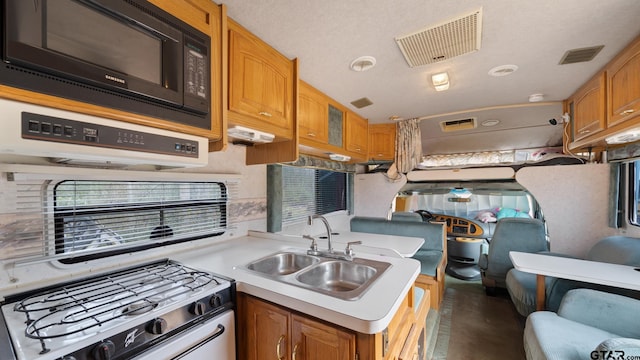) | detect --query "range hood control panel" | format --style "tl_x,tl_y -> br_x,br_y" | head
21,112 -> 199,158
